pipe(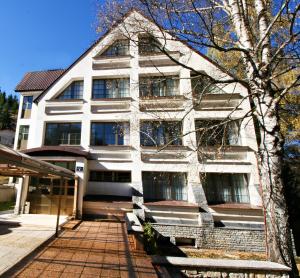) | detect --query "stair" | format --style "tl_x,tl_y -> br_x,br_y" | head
82,200 -> 133,221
